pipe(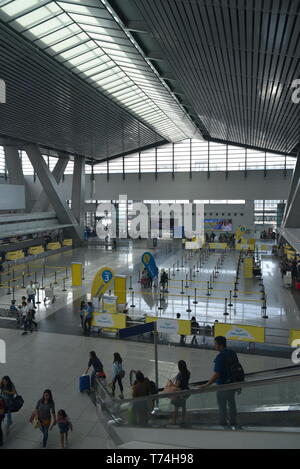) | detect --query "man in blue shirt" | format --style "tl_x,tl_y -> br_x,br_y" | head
199,336 -> 238,428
